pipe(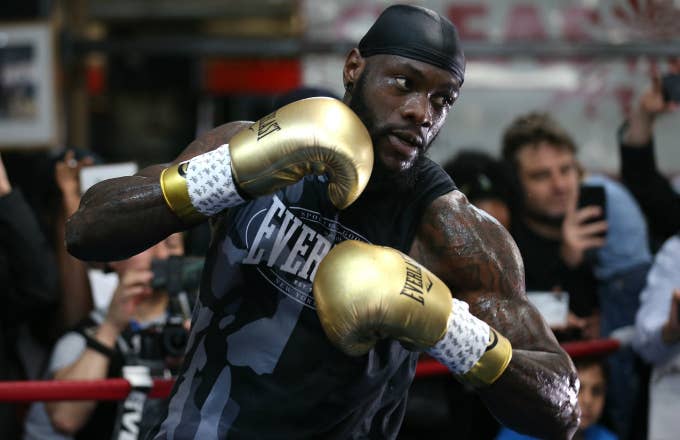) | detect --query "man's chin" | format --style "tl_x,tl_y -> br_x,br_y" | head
525,209 -> 565,228
368,155 -> 423,193
376,150 -> 415,171
579,417 -> 594,430
384,160 -> 415,174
